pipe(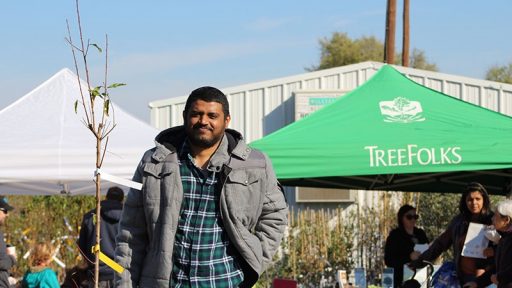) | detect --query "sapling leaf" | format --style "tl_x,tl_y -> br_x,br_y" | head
107,83 -> 126,89
89,86 -> 102,99
90,43 -> 102,53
